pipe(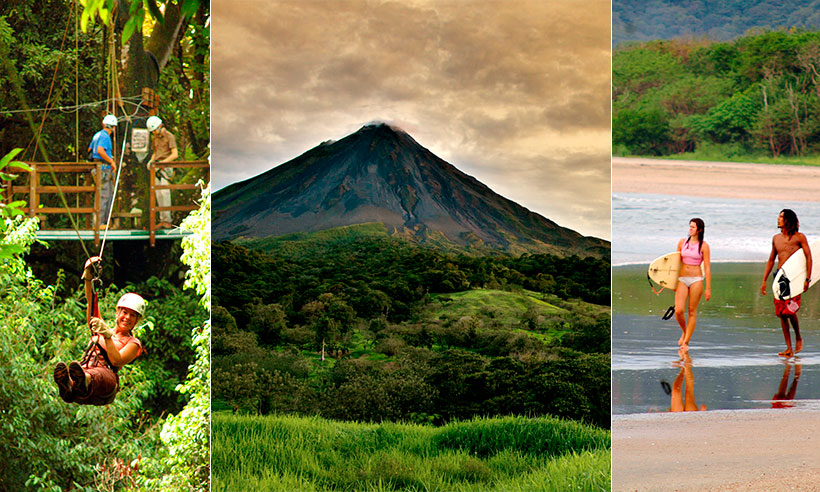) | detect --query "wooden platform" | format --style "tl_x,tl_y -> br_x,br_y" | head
35,228 -> 192,241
